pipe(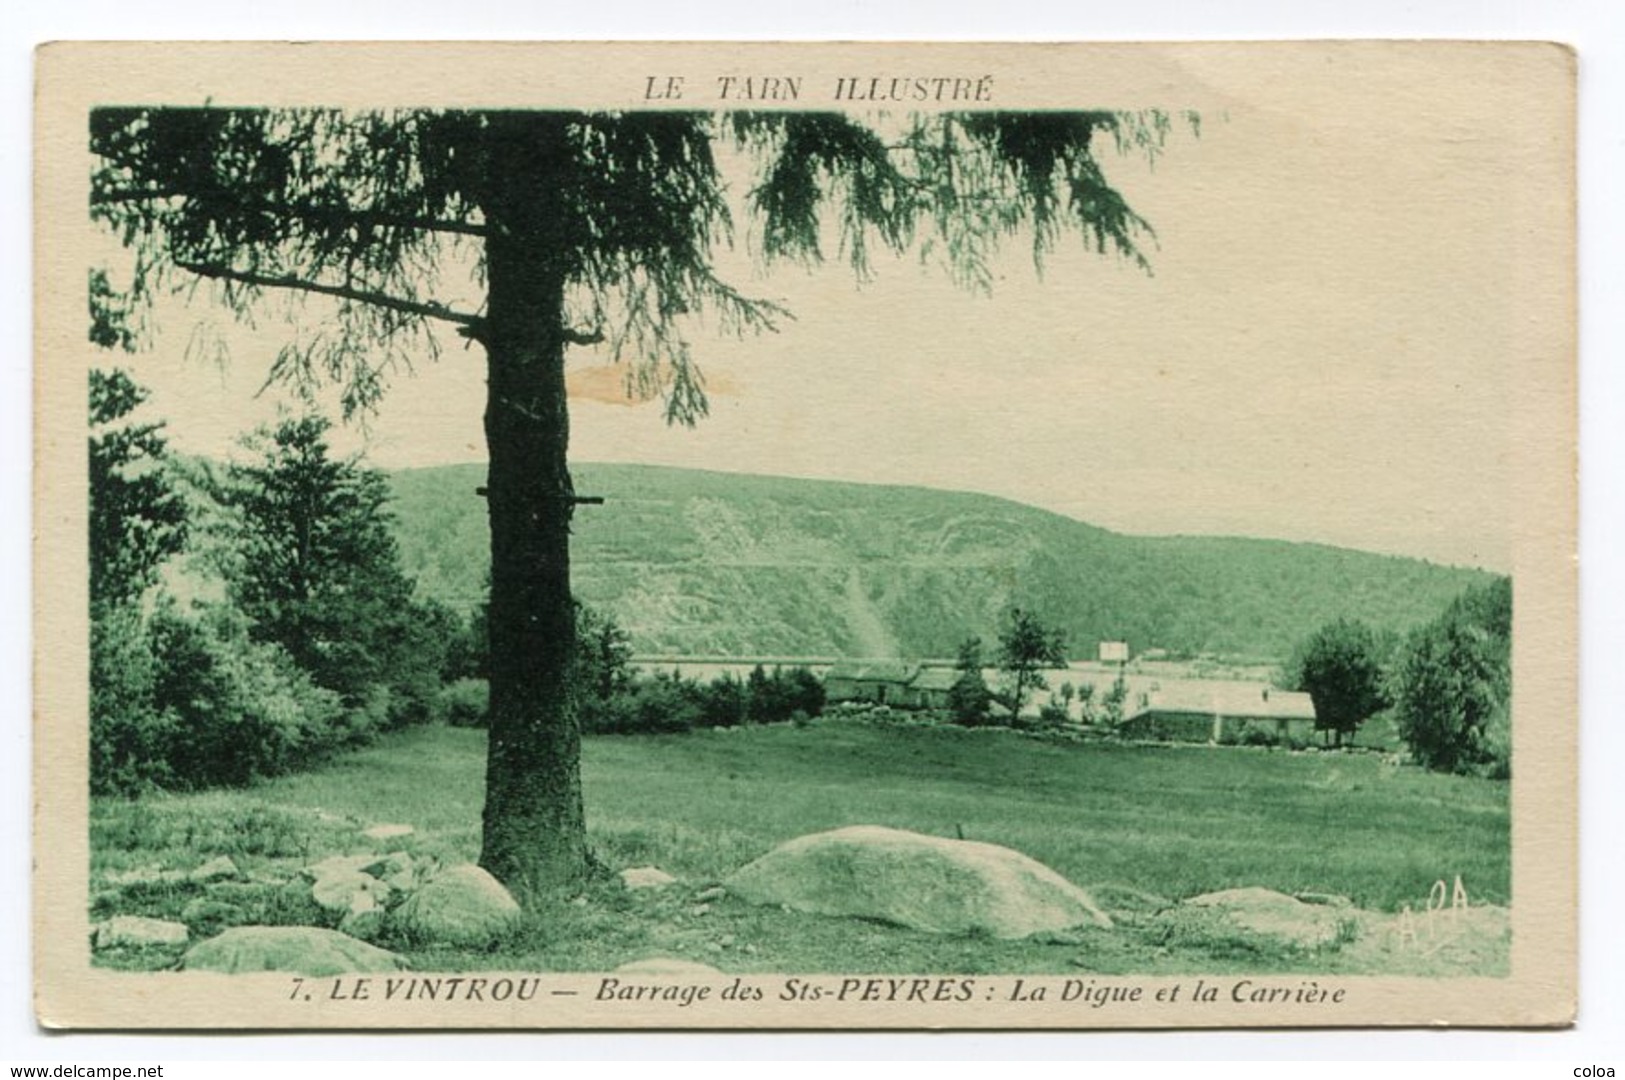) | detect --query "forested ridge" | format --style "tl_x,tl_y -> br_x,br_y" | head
389,462 -> 1497,664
